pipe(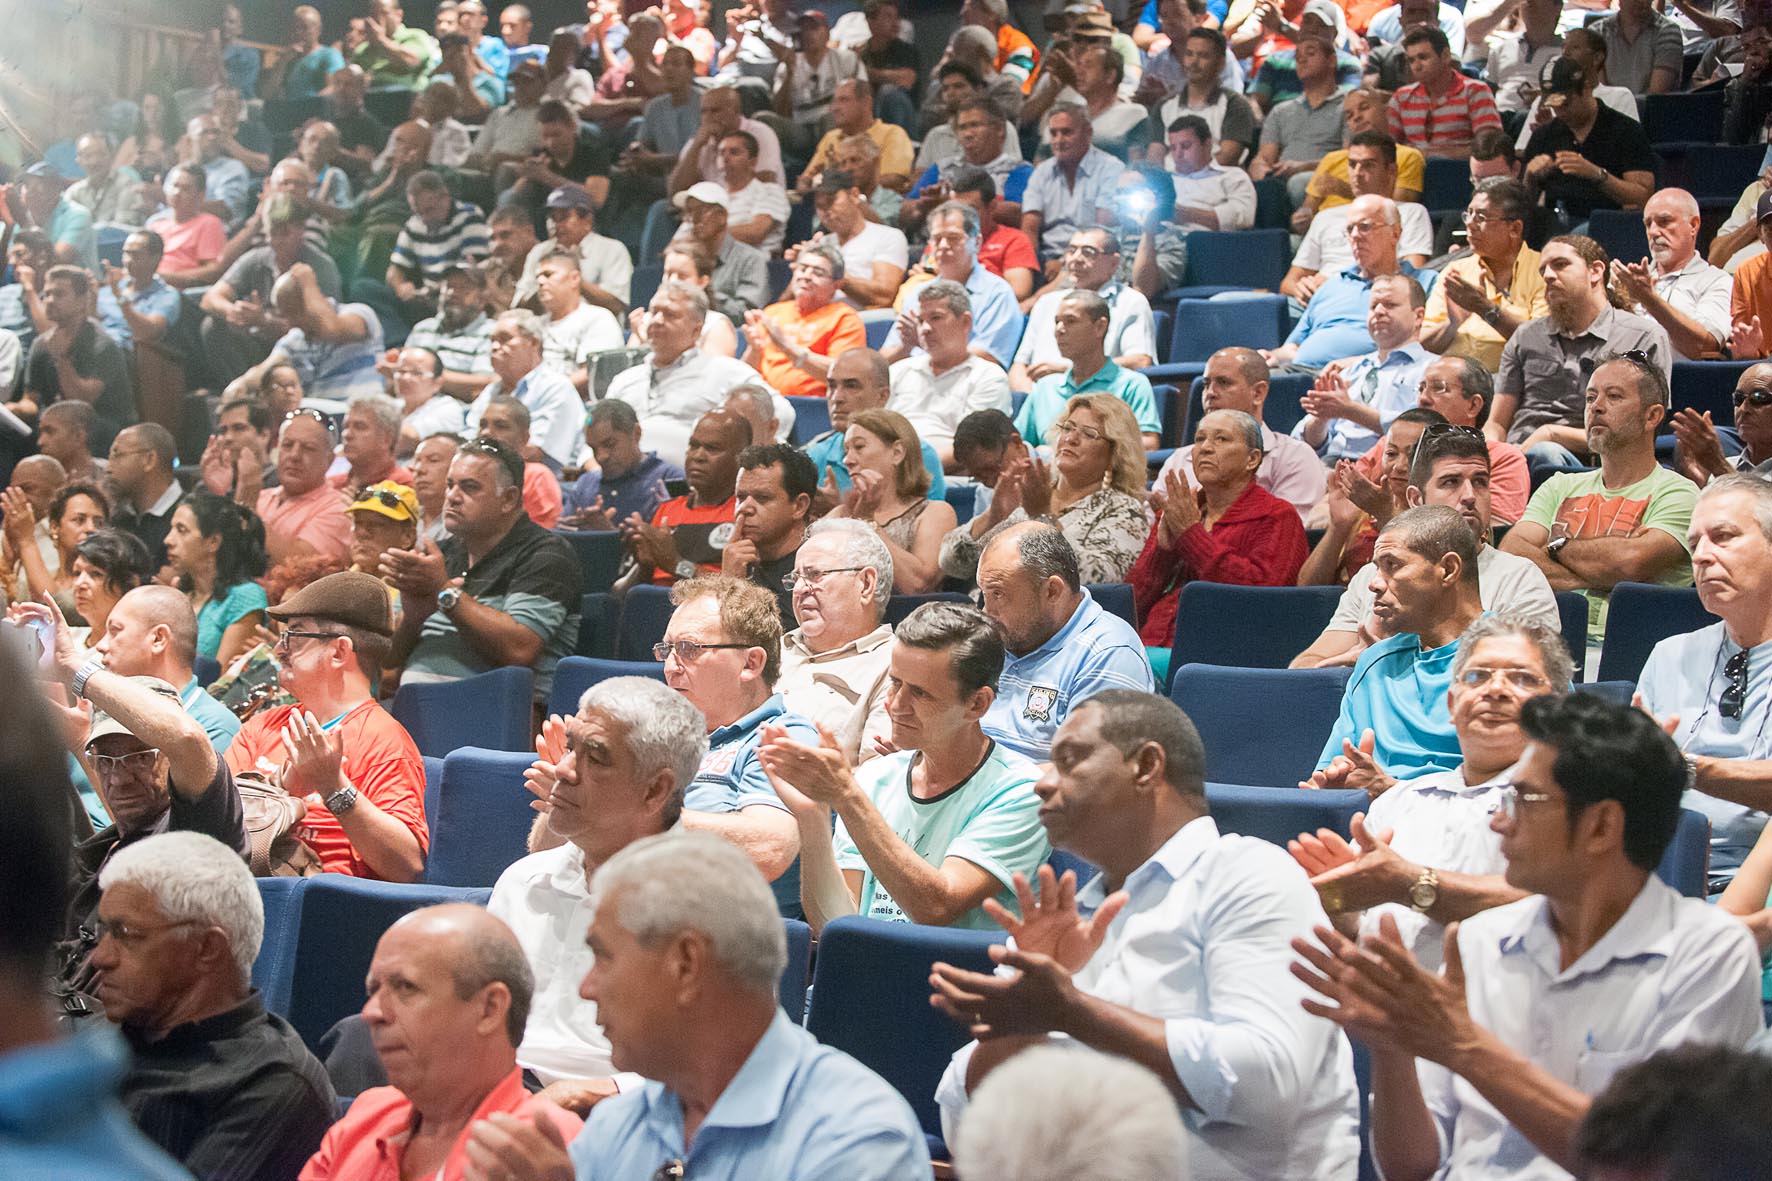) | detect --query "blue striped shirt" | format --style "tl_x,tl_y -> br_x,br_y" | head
272,302 -> 386,401
389,201 -> 490,285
